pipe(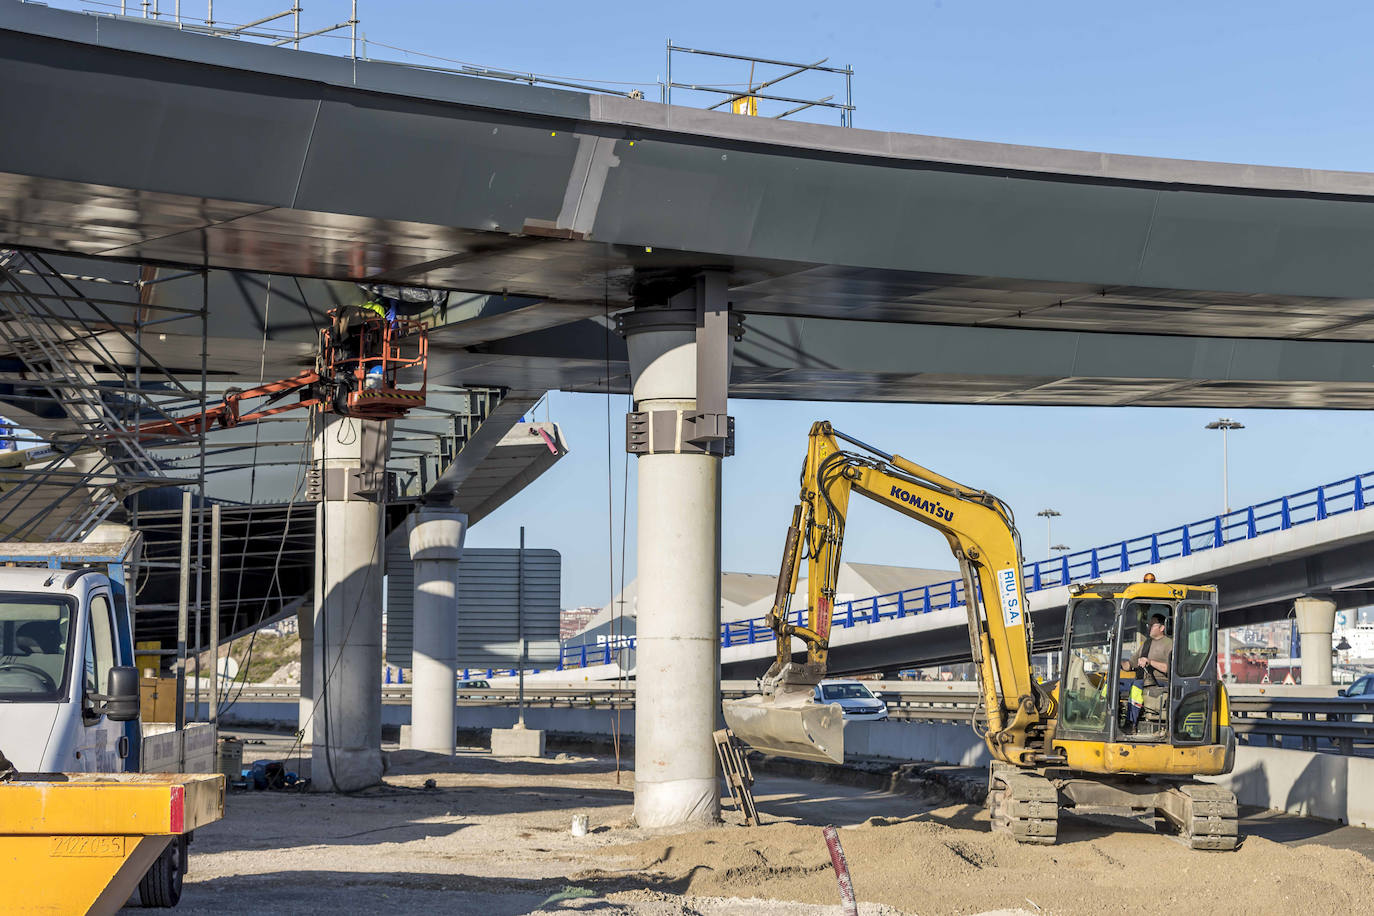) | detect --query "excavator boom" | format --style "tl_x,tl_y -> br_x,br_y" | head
724,421 -> 1050,767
